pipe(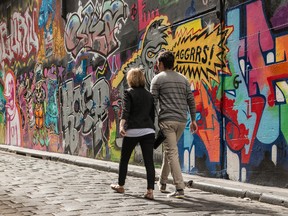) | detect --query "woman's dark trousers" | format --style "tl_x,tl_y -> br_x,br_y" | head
118,133 -> 155,190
